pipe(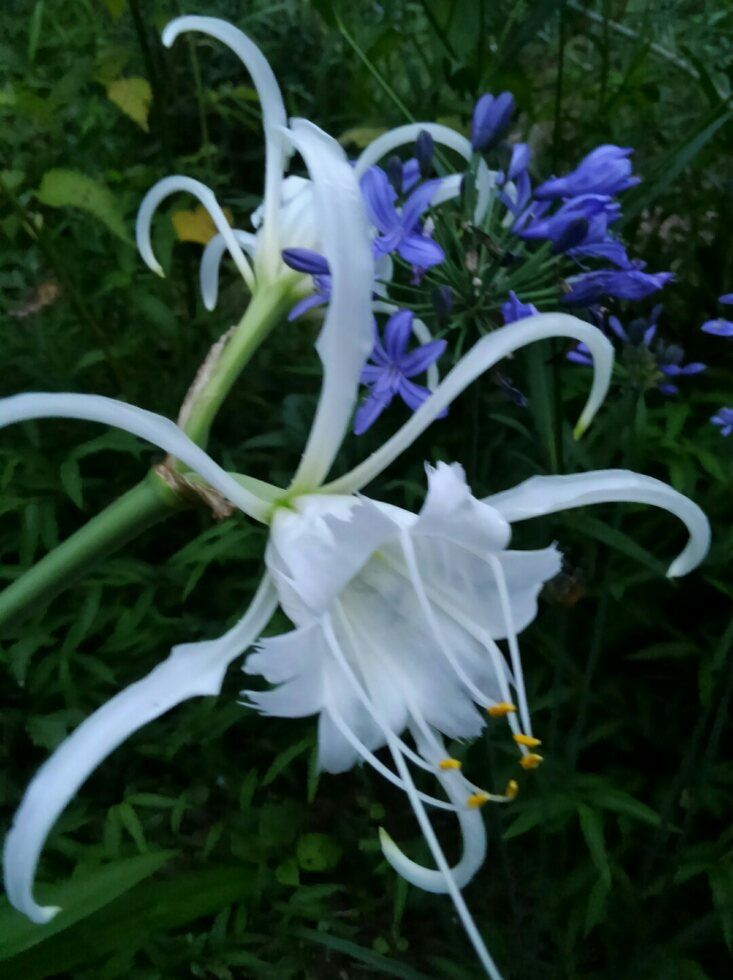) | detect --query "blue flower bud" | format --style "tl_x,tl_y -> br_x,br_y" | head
471,92 -> 514,151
